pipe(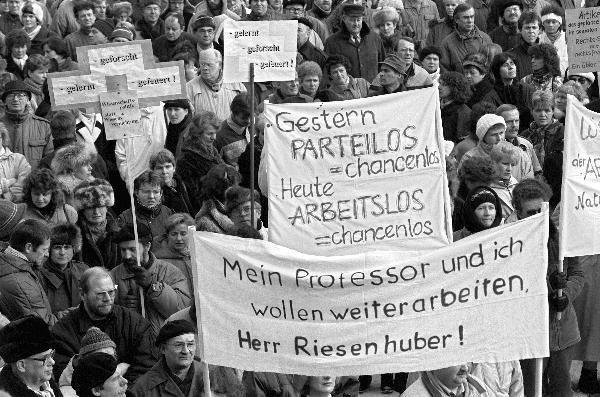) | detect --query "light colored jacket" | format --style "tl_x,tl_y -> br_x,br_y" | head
186,77 -> 247,122
115,105 -> 167,187
110,254 -> 191,335
0,147 -> 30,197
471,362 -> 524,397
